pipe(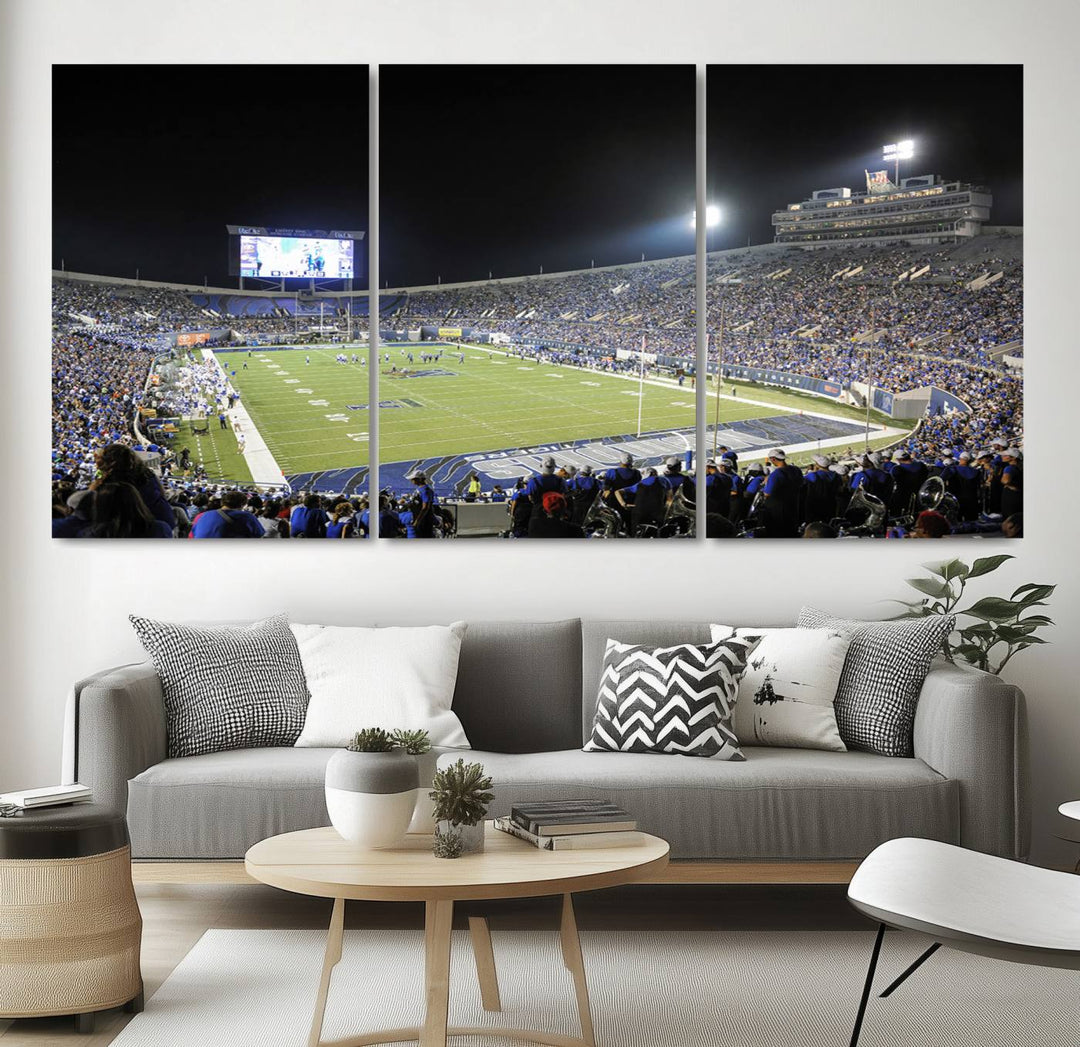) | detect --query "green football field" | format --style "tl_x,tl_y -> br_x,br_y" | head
170,343 -> 901,484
